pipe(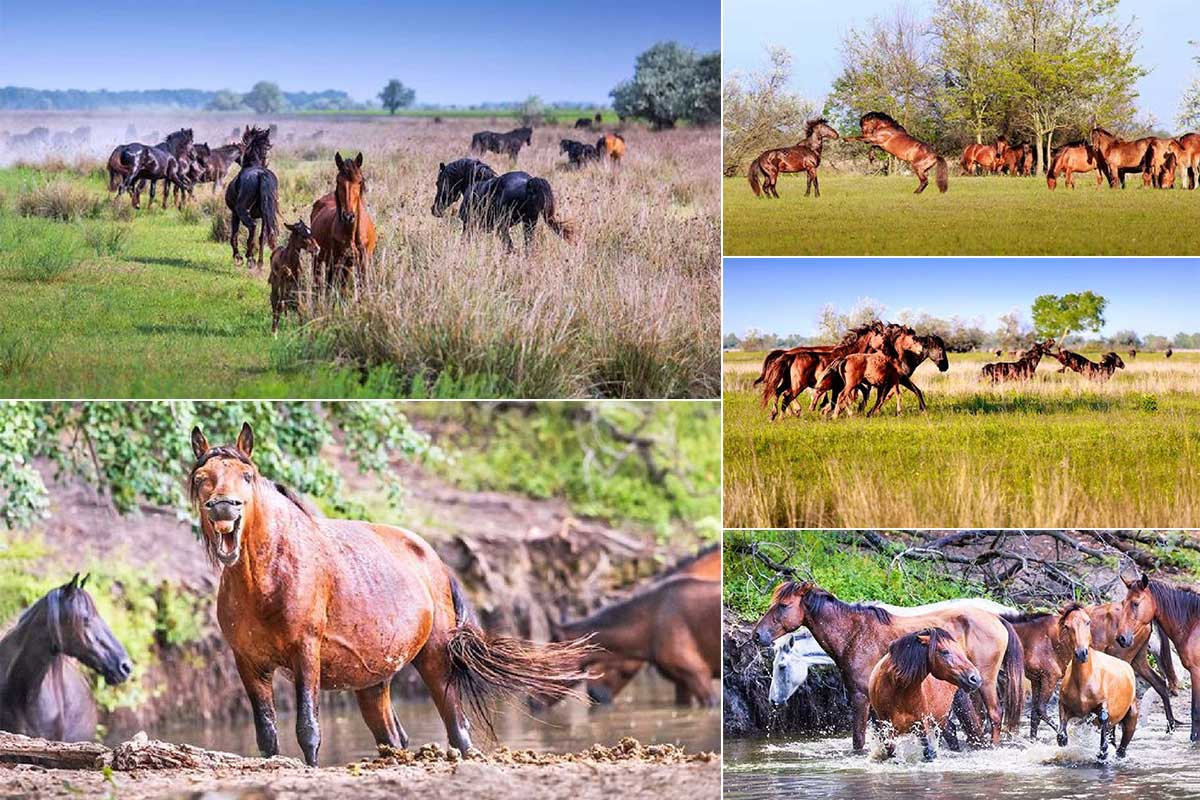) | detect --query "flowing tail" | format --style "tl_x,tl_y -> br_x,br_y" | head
259,172 -> 279,249
446,573 -> 596,736
527,177 -> 574,242
757,349 -> 791,408
753,348 -> 785,387
999,617 -> 1025,733
935,156 -> 949,193
106,147 -> 127,192
748,157 -> 764,197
